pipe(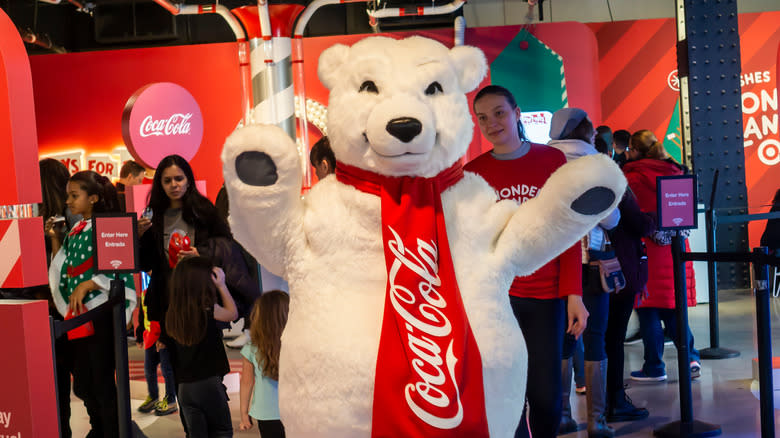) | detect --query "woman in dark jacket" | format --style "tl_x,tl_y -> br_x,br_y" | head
604,189 -> 655,422
138,155 -> 260,359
